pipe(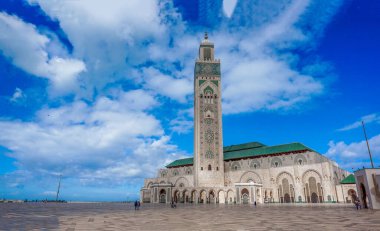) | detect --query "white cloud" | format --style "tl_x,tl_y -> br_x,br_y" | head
28,0 -> 168,98
10,88 -> 25,103
222,59 -> 323,113
0,0 -> 346,199
325,134 -> 380,169
338,113 -> 380,131
223,0 -> 238,18
139,67 -> 193,102
21,0 -> 332,112
0,90 -> 186,185
0,12 -> 86,95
